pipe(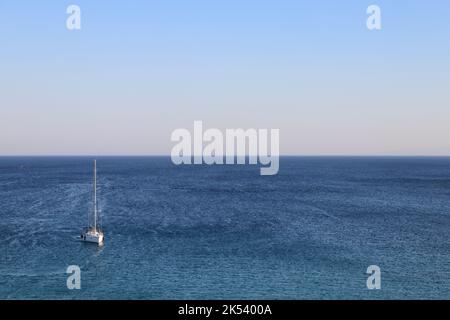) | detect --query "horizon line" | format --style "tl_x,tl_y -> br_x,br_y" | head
0,154 -> 450,158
